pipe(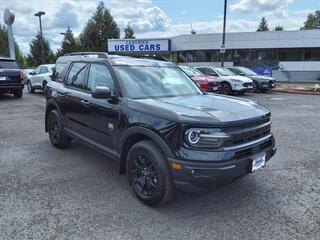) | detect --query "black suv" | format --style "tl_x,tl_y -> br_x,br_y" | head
45,53 -> 276,206
0,57 -> 24,98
